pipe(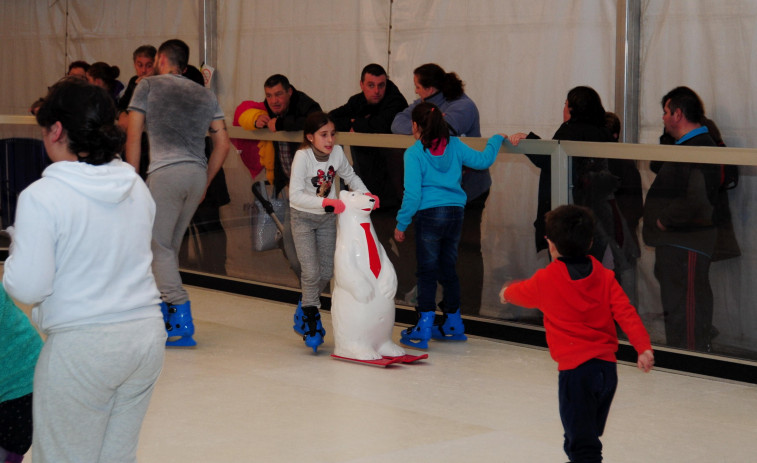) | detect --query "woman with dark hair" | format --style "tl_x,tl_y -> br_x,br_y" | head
288,111 -> 372,352
87,61 -> 125,102
3,77 -> 165,463
391,63 -> 489,318
563,86 -> 607,128
391,65 -> 482,188
510,86 -> 615,260
392,63 -> 480,141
